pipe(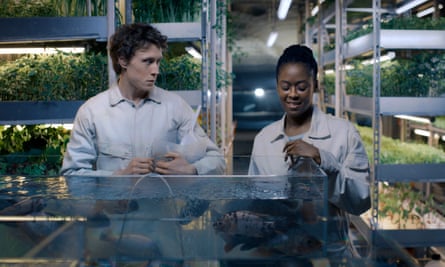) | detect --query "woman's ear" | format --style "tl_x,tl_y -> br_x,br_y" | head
314,79 -> 319,93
